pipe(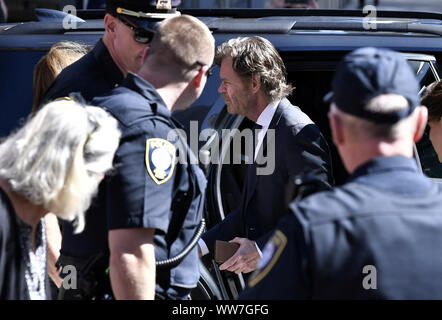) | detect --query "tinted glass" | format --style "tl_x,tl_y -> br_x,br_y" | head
413,61 -> 442,178
0,50 -> 46,137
